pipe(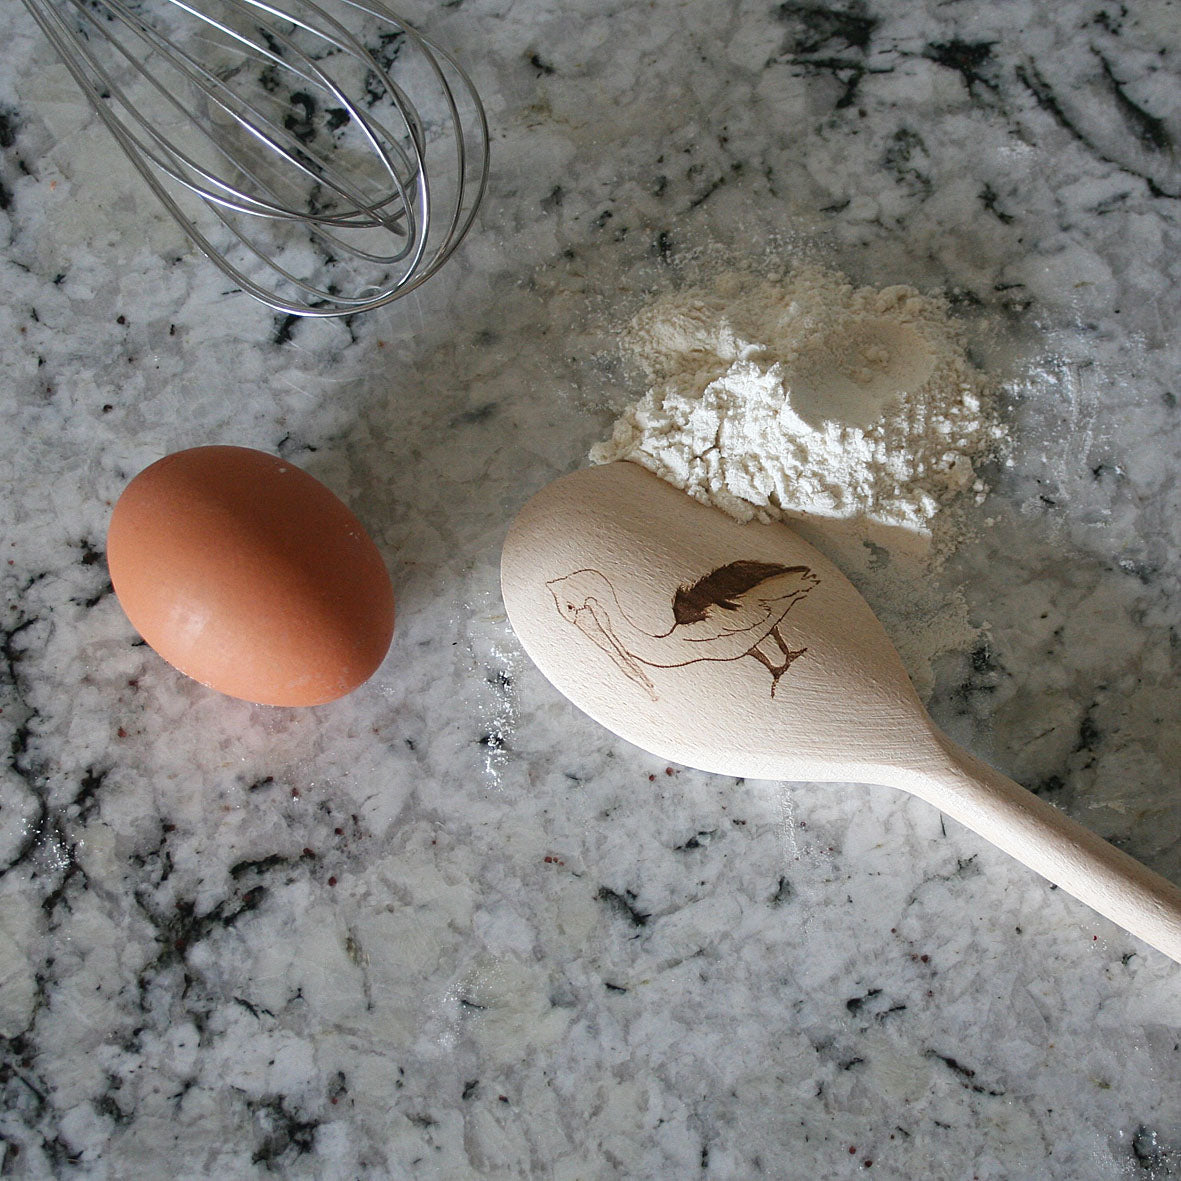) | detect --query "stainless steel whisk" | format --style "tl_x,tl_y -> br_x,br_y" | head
21,0 -> 489,316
